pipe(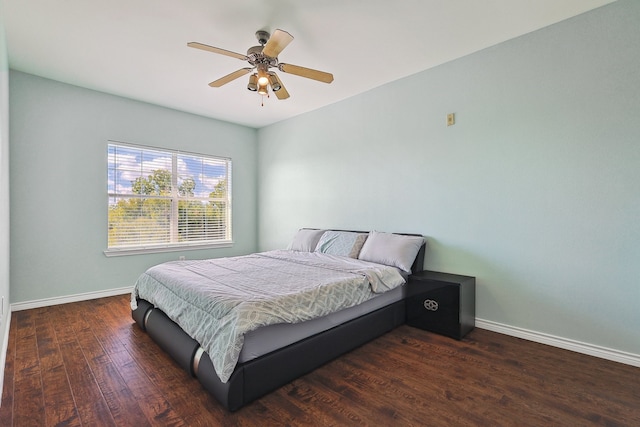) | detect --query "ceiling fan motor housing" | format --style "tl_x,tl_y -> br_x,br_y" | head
247,46 -> 263,56
246,46 -> 279,70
